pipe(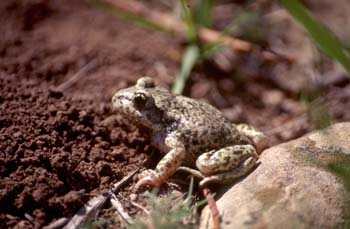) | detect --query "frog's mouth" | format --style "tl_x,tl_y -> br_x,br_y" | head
113,99 -> 141,120
112,98 -> 152,128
